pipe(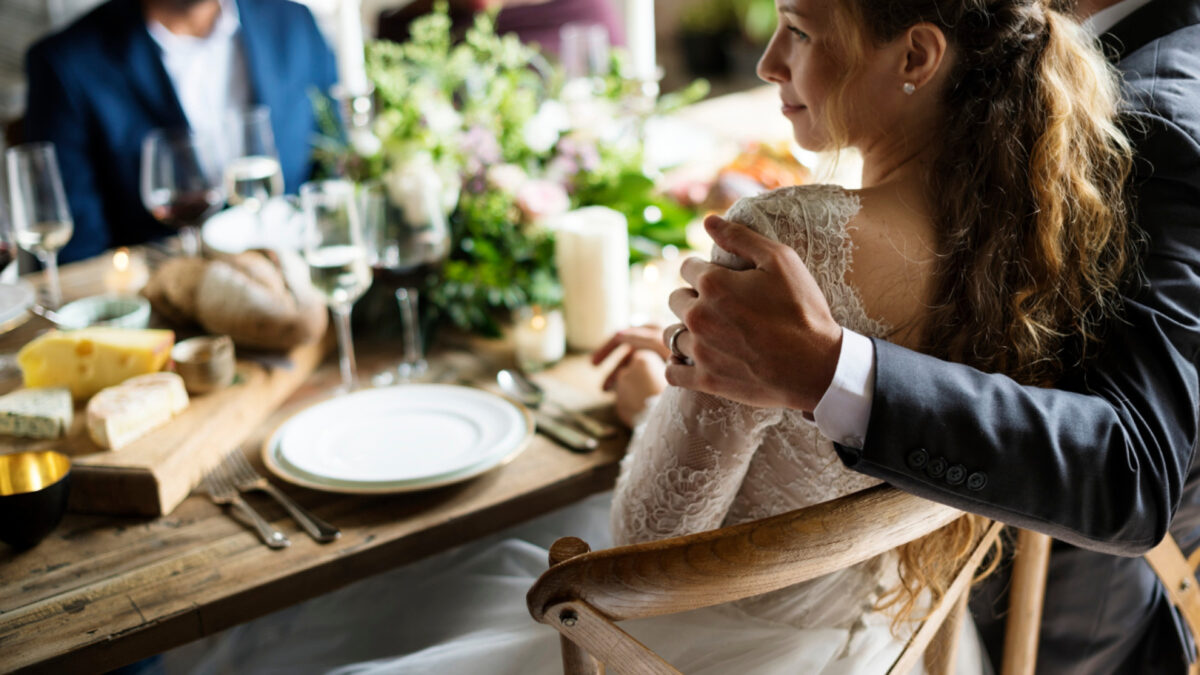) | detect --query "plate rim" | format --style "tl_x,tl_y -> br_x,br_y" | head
0,280 -> 35,332
260,384 -> 535,495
